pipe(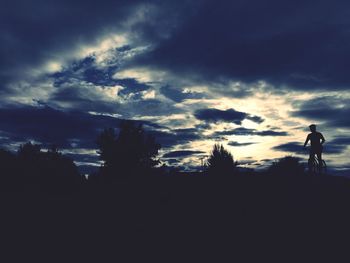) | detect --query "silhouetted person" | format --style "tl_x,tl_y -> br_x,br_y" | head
303,124 -> 325,166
